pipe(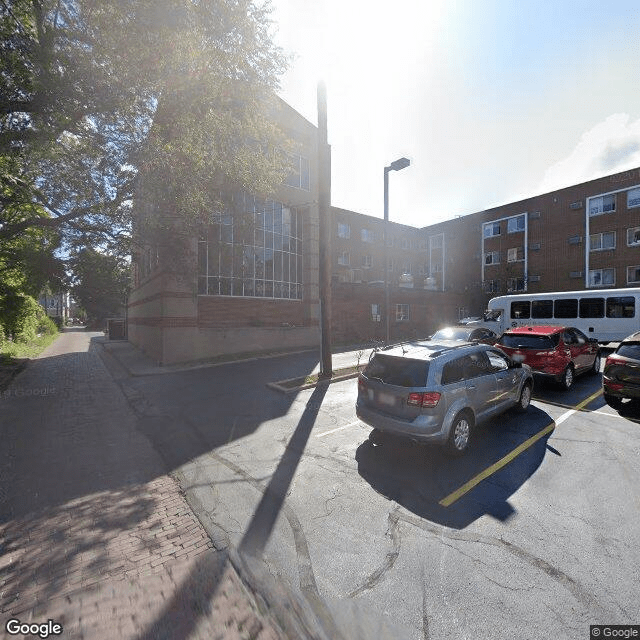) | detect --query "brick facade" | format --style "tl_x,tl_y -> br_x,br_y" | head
129,92 -> 640,363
